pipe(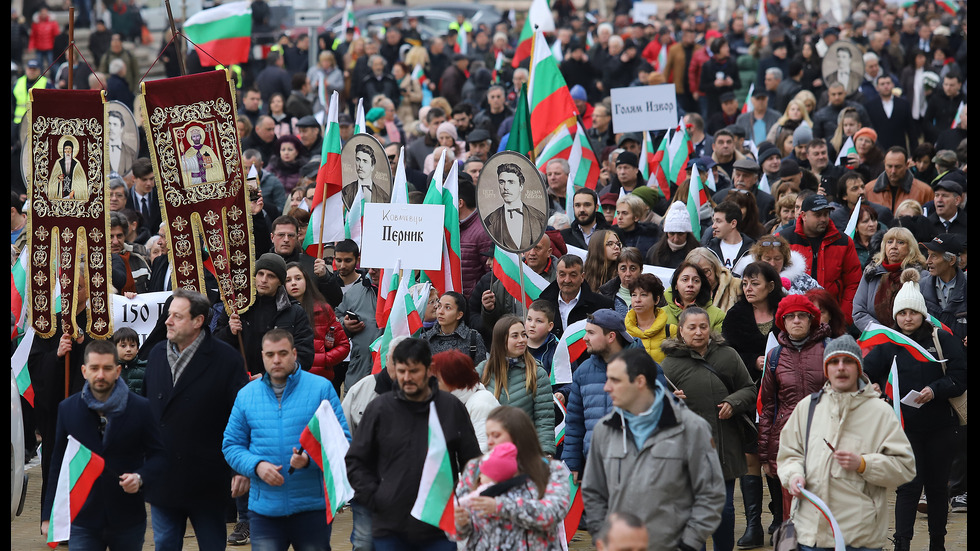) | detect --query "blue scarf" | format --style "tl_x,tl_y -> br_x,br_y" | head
80,380 -> 129,443
619,382 -> 665,450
